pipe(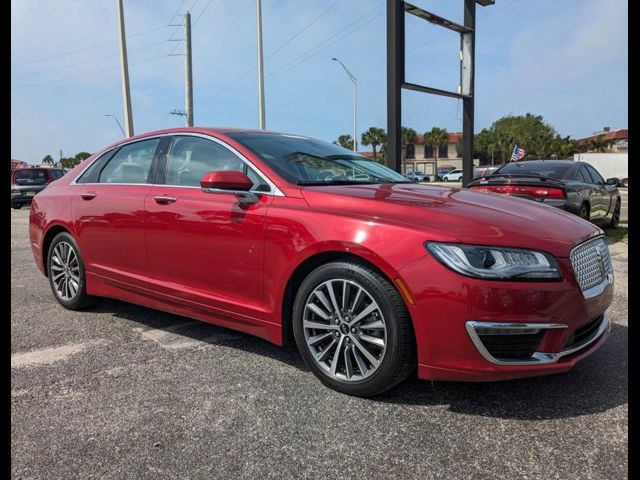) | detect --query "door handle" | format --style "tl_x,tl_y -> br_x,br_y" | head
154,195 -> 177,204
80,192 -> 96,200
